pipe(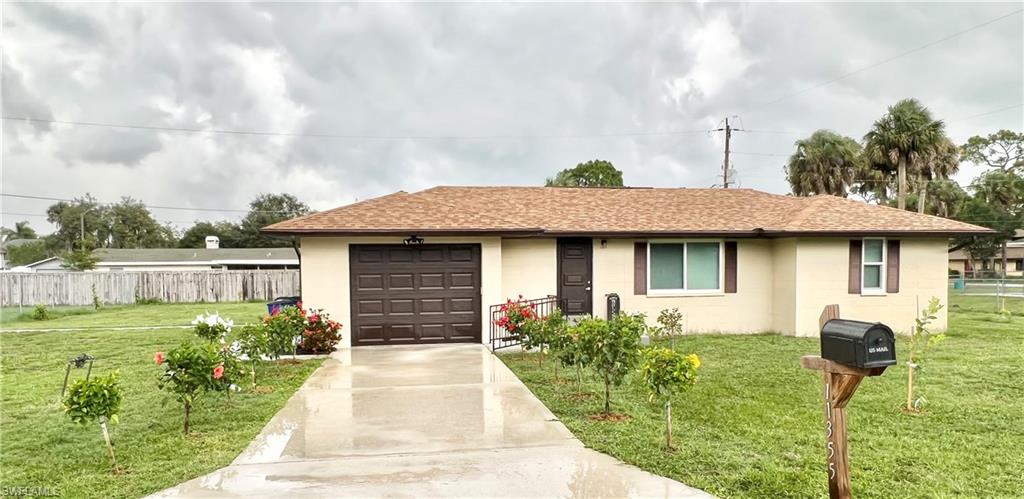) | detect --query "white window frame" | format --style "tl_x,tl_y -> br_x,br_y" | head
861,238 -> 886,295
647,240 -> 725,296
